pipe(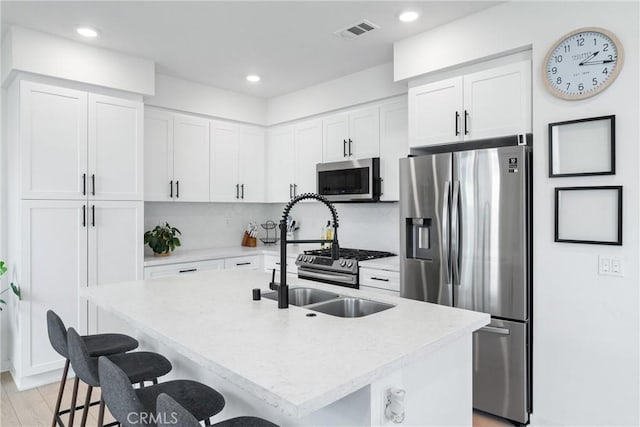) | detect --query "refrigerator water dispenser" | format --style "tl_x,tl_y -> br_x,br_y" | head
406,218 -> 433,260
